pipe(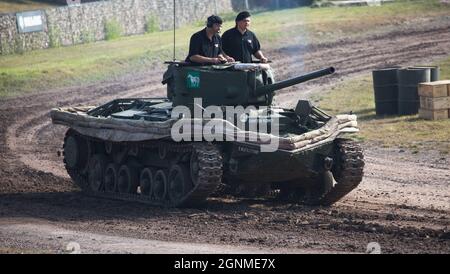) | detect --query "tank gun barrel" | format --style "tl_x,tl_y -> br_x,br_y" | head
255,67 -> 335,96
